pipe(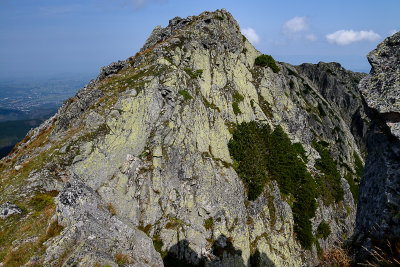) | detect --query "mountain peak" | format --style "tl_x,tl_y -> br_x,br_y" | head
140,9 -> 243,54
2,9 -> 396,267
